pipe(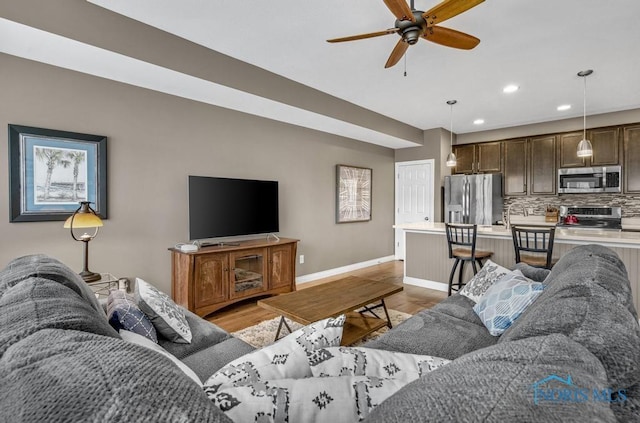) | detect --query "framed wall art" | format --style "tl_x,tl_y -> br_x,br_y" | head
8,124 -> 107,222
336,164 -> 372,223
